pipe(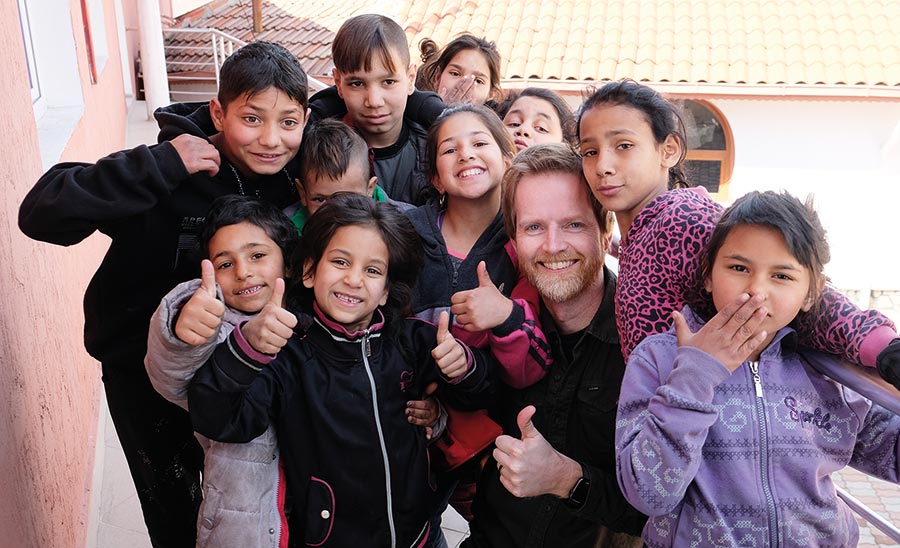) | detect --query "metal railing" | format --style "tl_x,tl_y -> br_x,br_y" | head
149,28 -> 325,100
807,357 -> 900,543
